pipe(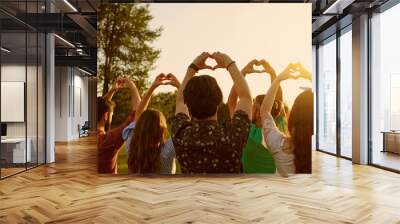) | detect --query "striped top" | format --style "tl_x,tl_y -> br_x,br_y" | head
122,122 -> 176,174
